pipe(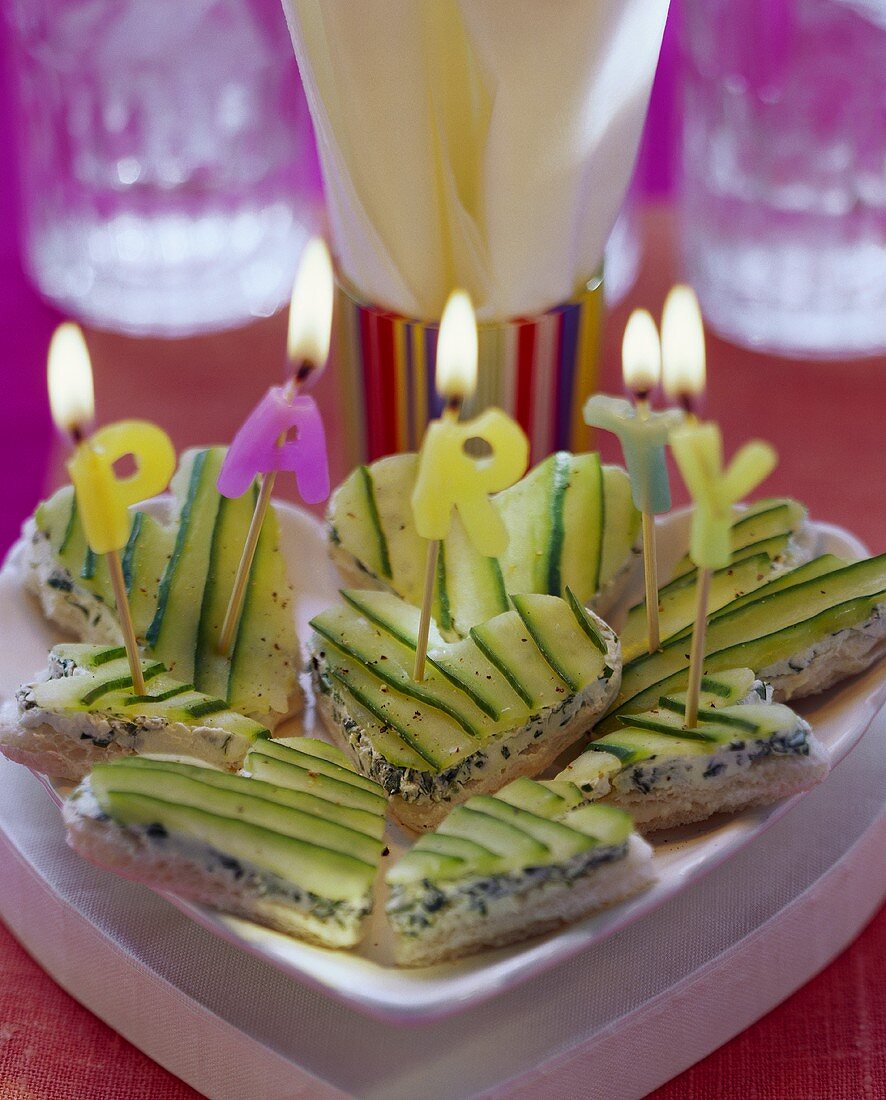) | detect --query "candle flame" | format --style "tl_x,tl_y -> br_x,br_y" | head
661,285 -> 706,400
622,309 -> 661,395
436,290 -> 478,400
287,237 -> 334,377
47,323 -> 95,435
